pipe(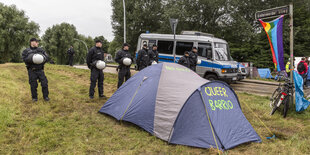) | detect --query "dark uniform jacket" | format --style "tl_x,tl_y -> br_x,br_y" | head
189,51 -> 198,71
86,47 -> 105,69
115,49 -> 132,69
67,48 -> 75,56
136,48 -> 149,69
149,50 -> 159,63
22,47 -> 49,70
178,56 -> 191,68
